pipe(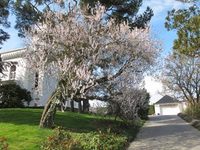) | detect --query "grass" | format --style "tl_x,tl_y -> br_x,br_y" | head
0,108 -> 143,149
